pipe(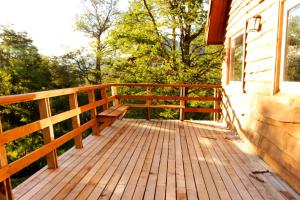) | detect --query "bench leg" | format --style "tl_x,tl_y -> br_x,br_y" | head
119,111 -> 127,120
96,118 -> 116,135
